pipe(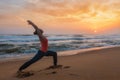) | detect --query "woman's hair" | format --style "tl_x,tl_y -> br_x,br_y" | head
39,29 -> 44,34
34,30 -> 37,35
34,29 -> 44,35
